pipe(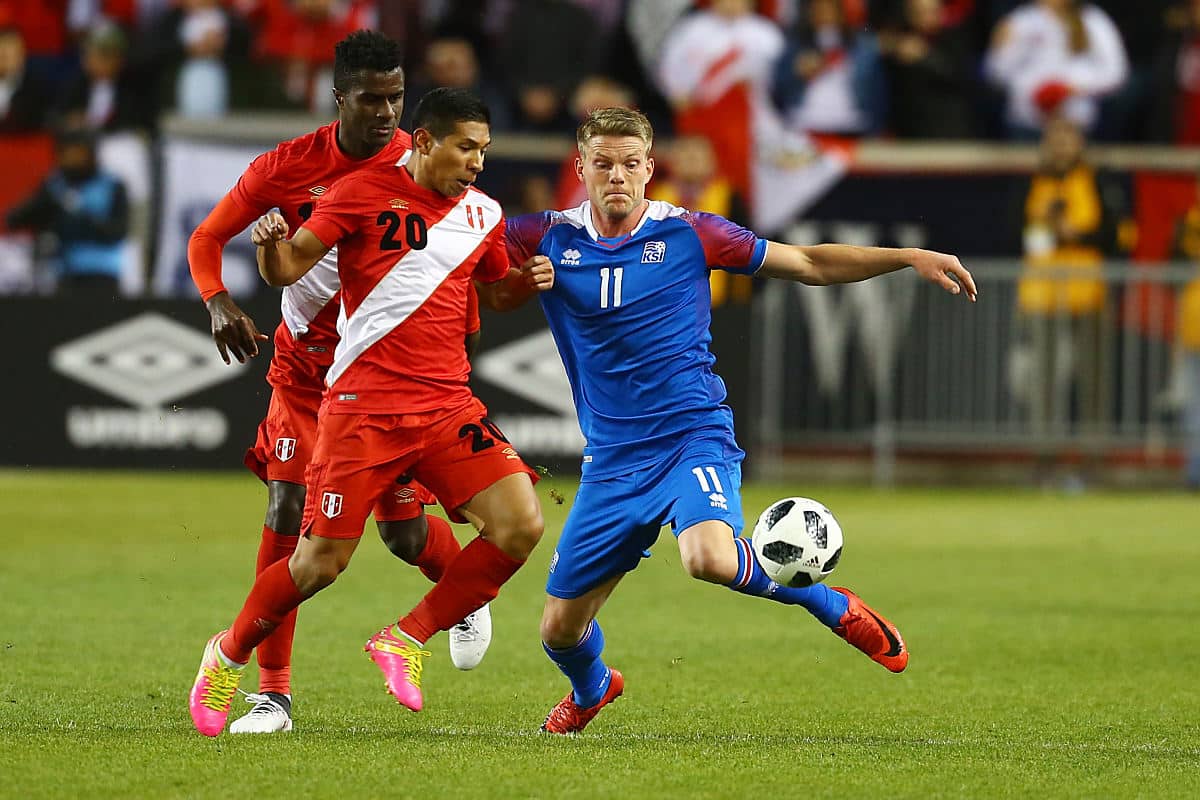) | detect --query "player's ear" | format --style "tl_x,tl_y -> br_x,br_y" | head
414,128 -> 433,153
645,155 -> 655,180
332,89 -> 344,108
574,156 -> 584,182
